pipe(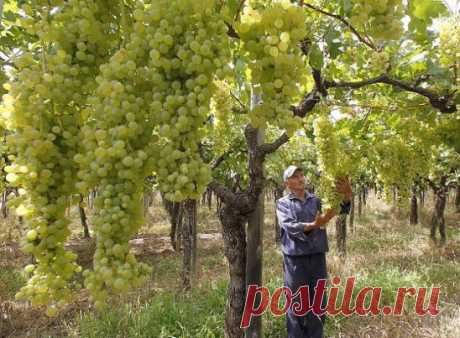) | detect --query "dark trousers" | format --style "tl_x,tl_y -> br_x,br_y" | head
283,253 -> 327,338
